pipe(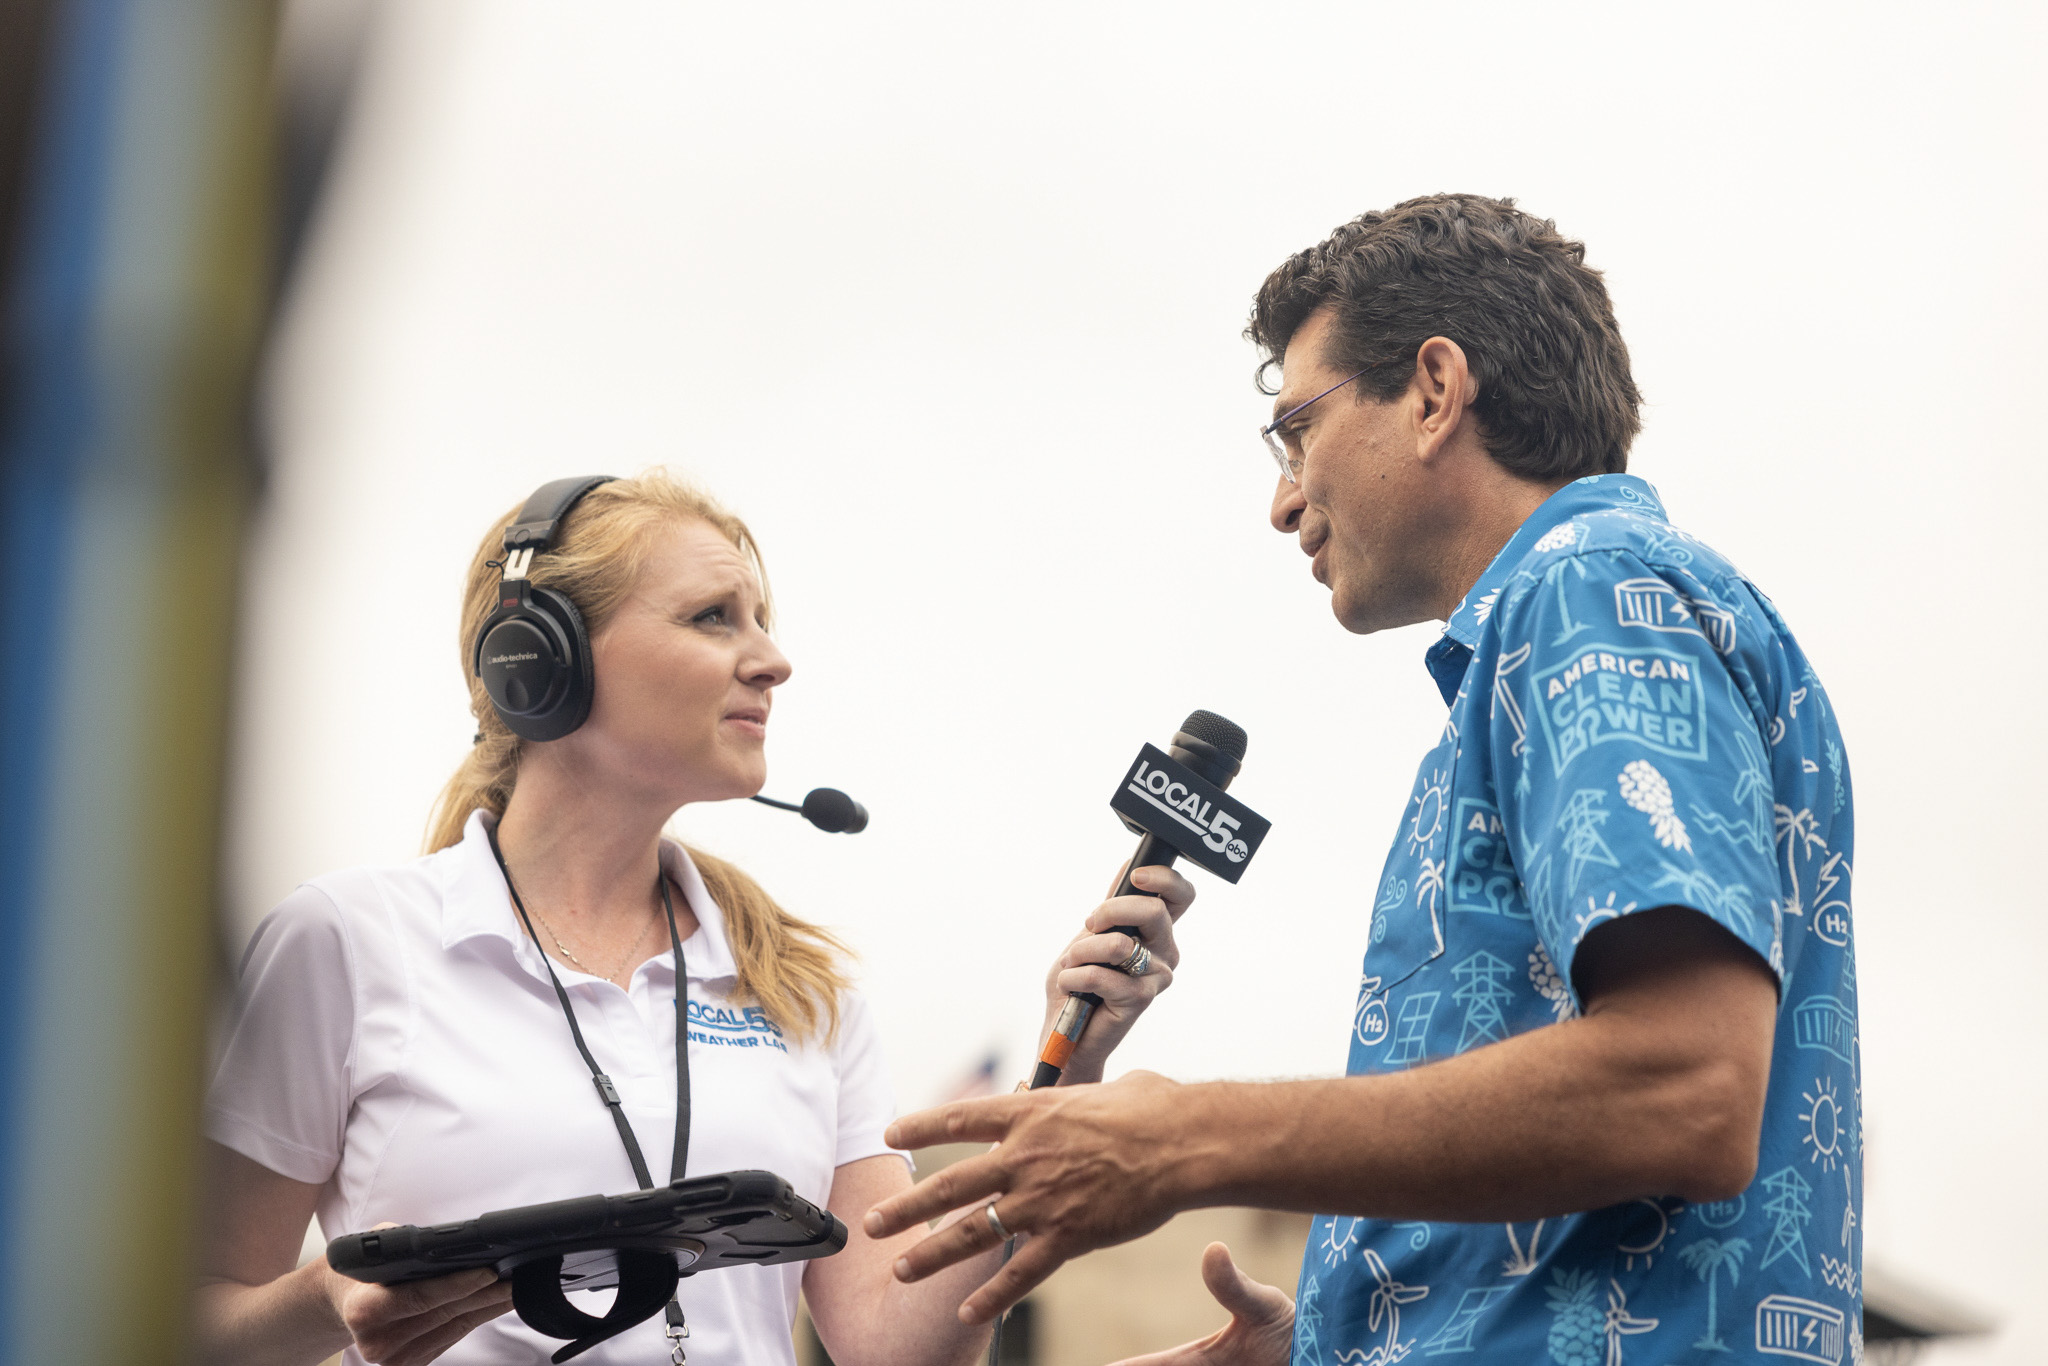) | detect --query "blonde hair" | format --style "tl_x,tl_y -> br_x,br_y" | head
426,470 -> 851,1041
